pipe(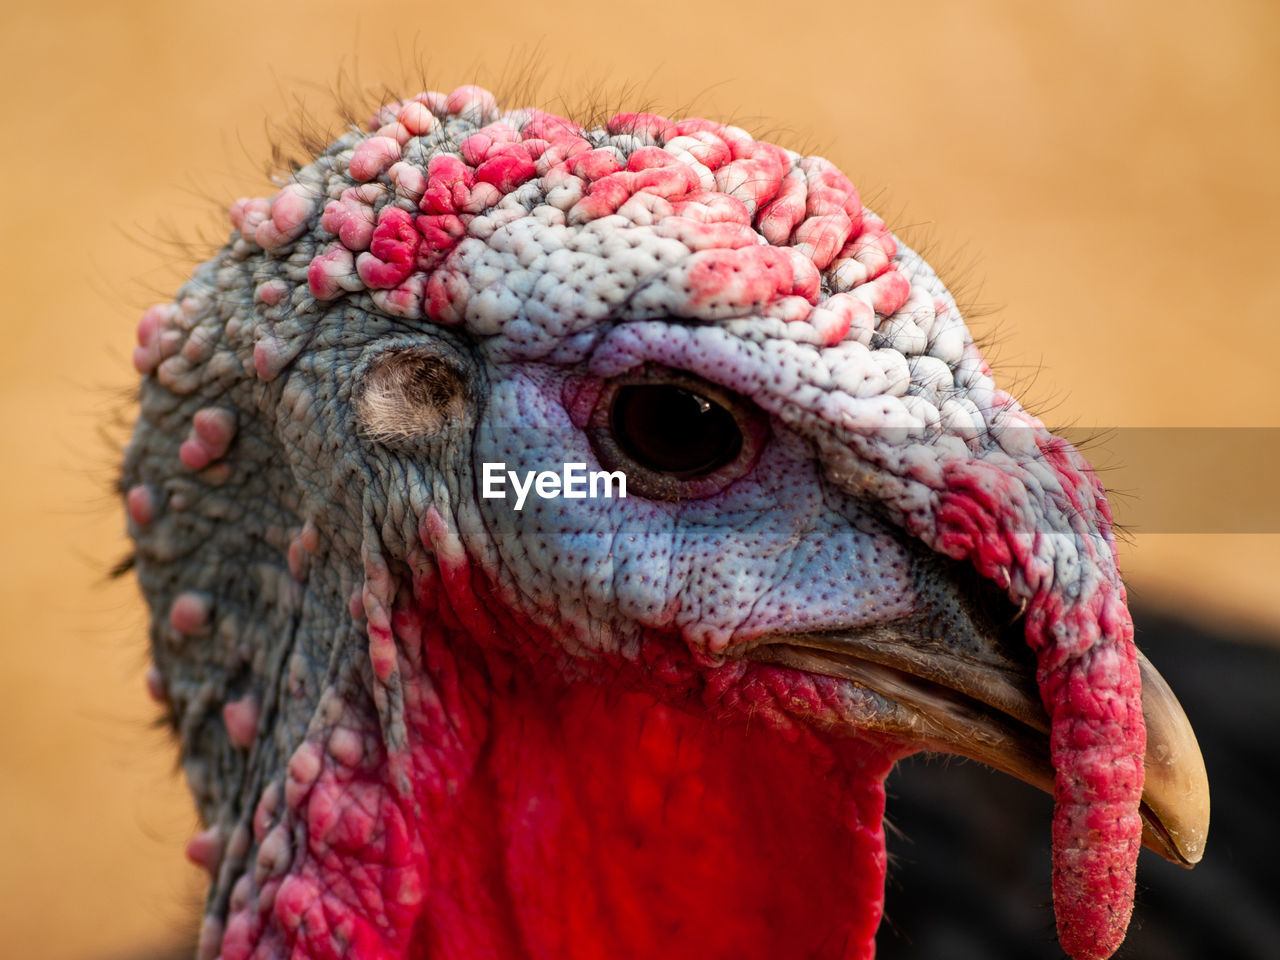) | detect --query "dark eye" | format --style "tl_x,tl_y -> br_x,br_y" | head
611,384 -> 742,478
588,370 -> 766,501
